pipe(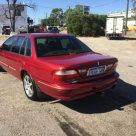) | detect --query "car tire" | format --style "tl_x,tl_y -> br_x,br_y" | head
23,72 -> 38,101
